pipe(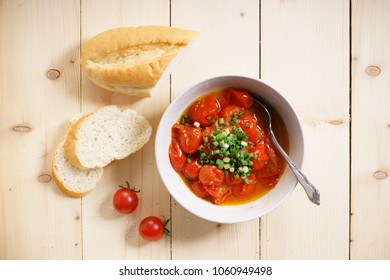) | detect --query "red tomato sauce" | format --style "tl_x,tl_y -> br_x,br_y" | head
168,87 -> 288,205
